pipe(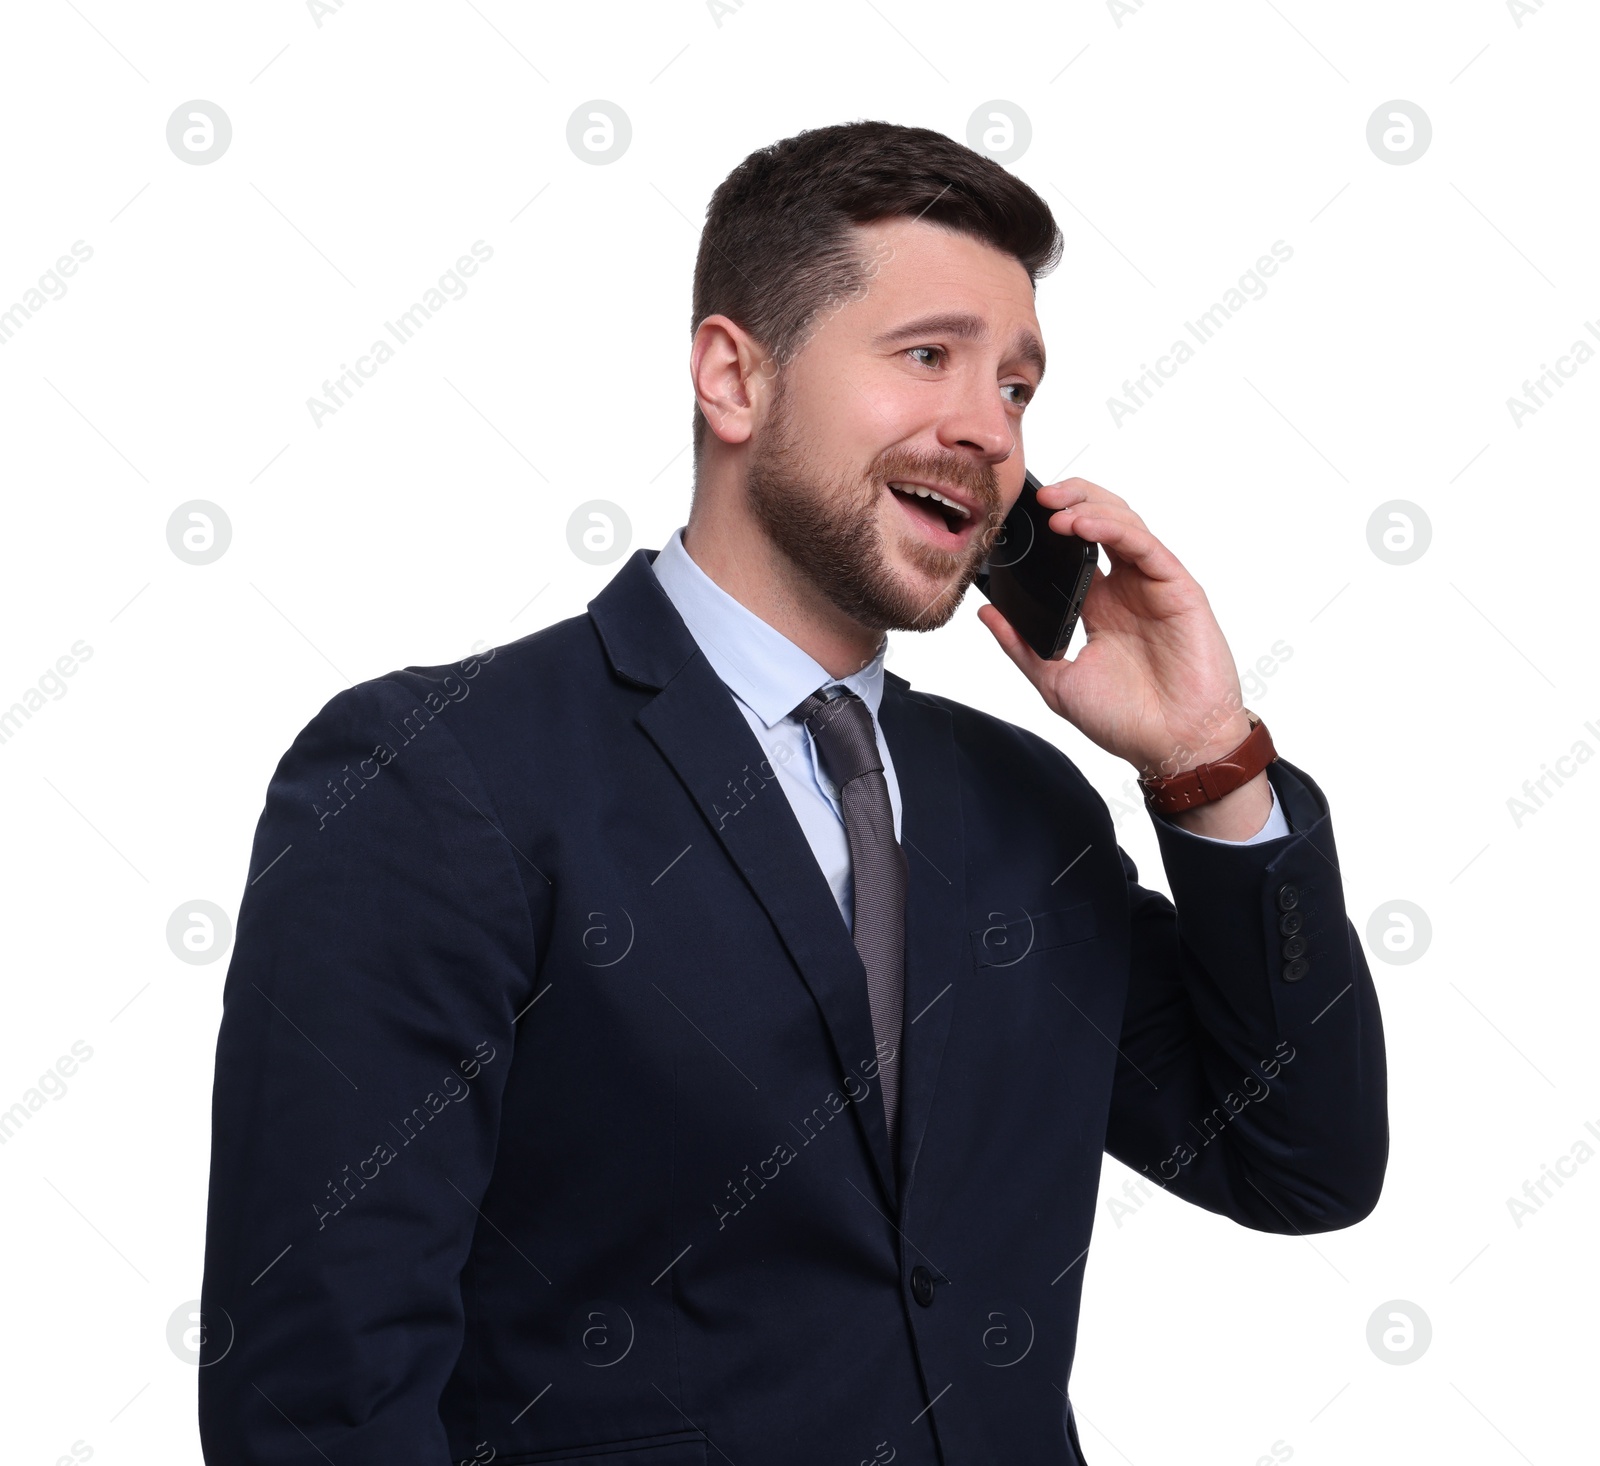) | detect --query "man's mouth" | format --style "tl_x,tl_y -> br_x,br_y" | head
885,480 -> 980,548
